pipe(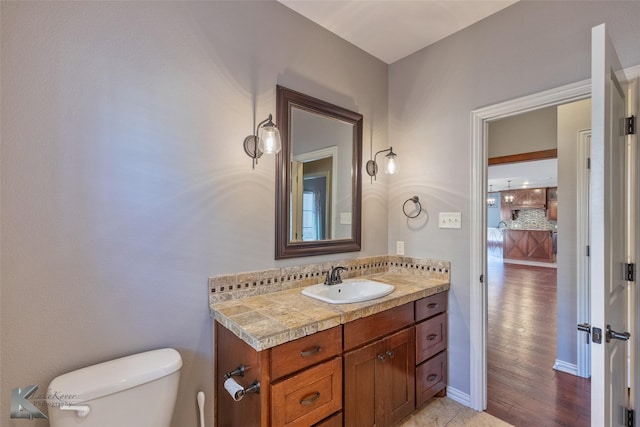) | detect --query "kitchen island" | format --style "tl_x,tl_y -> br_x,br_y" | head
503,229 -> 554,263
